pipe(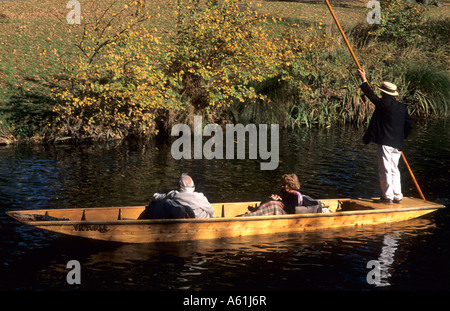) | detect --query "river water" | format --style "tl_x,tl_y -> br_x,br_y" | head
0,118 -> 449,294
